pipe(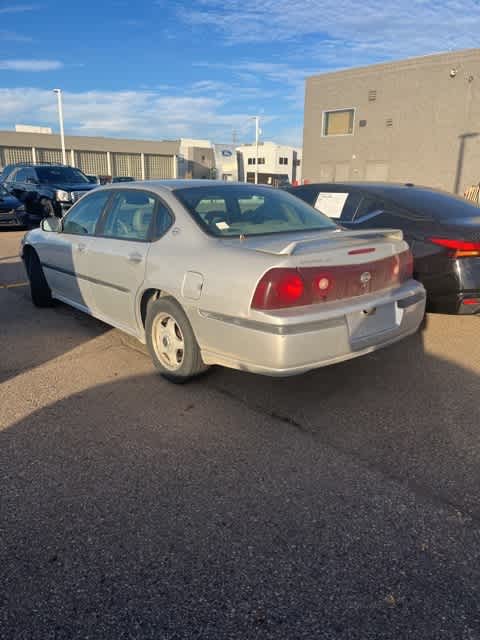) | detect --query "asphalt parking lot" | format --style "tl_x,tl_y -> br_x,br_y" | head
1,229 -> 480,639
